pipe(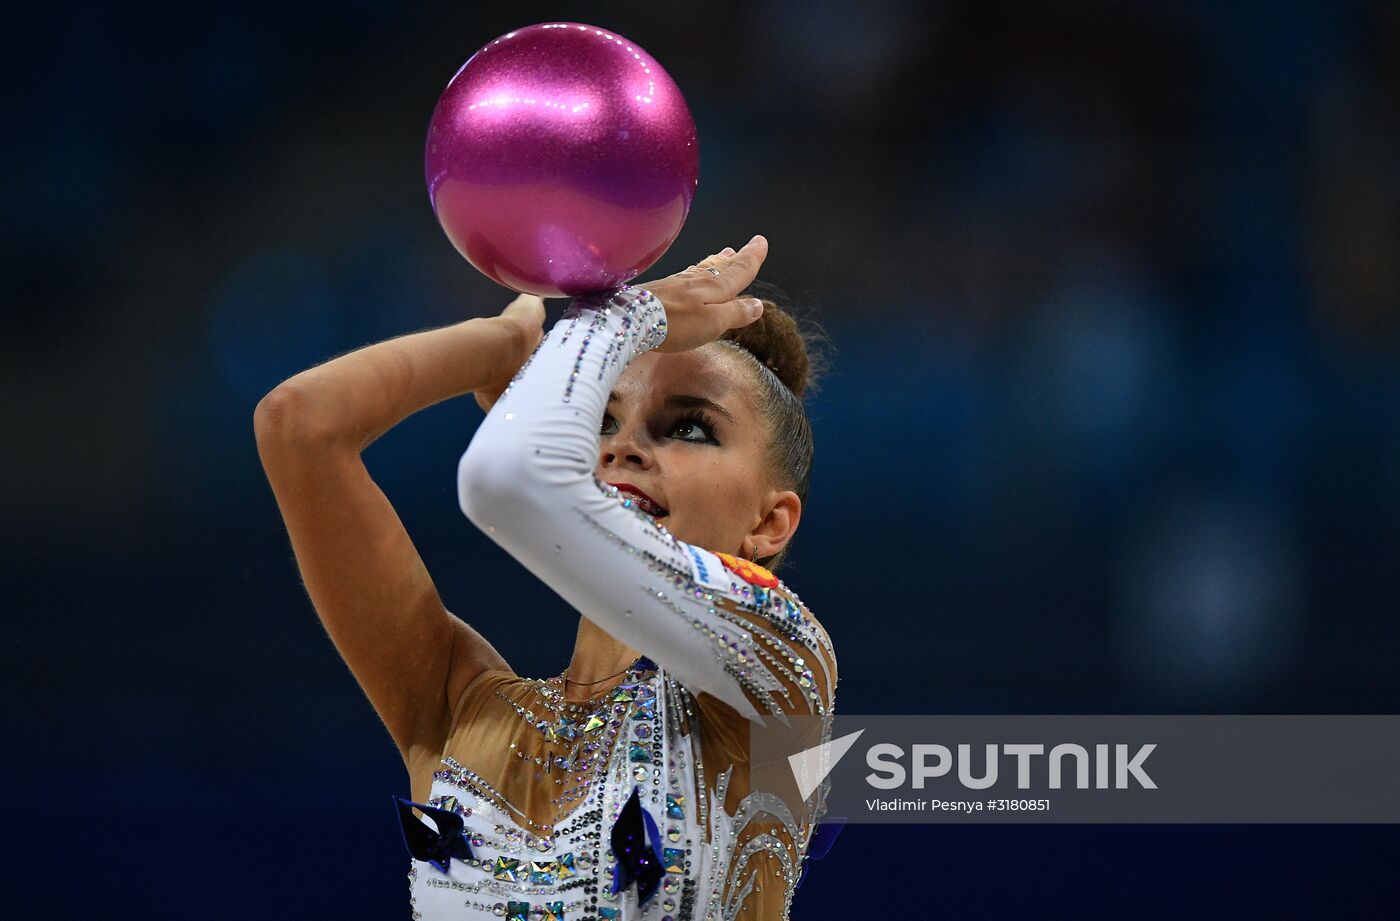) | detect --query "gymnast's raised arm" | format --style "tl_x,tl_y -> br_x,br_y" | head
252,296 -> 546,771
